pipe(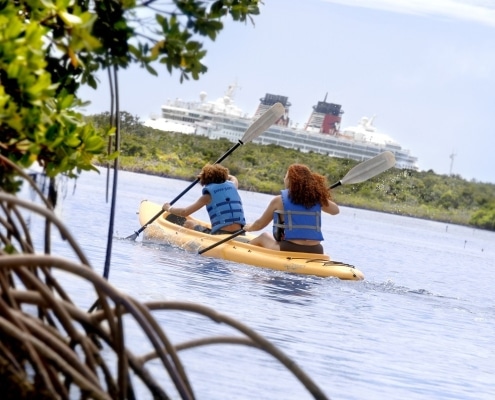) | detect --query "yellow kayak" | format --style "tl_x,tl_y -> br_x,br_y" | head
138,200 -> 365,280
